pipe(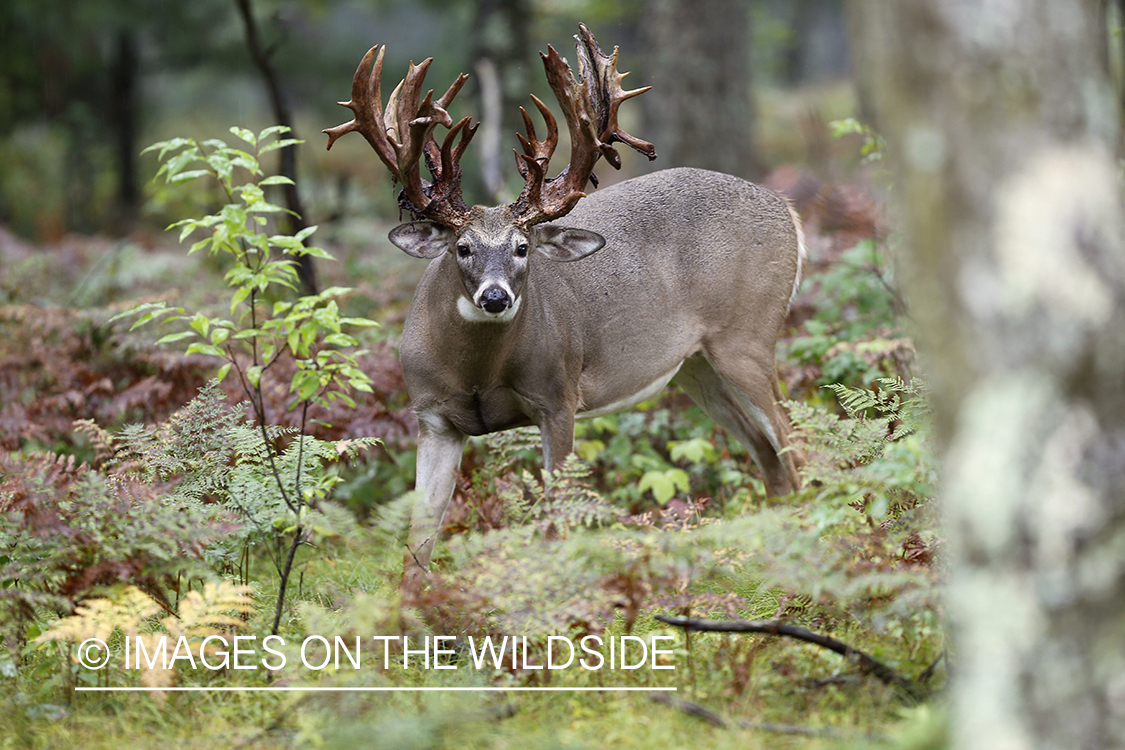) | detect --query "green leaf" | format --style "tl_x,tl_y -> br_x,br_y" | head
246,202 -> 285,214
259,175 -> 295,186
637,468 -> 691,504
340,317 -> 380,328
154,330 -> 197,345
347,379 -> 373,395
188,313 -> 211,337
293,373 -> 319,402
299,245 -> 335,260
259,138 -> 302,155
330,391 -> 357,409
185,342 -> 225,358
576,439 -> 606,464
323,333 -> 357,348
163,150 -> 203,182
669,437 -> 716,465
169,169 -> 211,184
142,137 -> 191,158
257,125 -> 292,142
293,225 -> 318,243
216,362 -> 232,382
230,285 -> 251,313
230,126 -> 256,146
